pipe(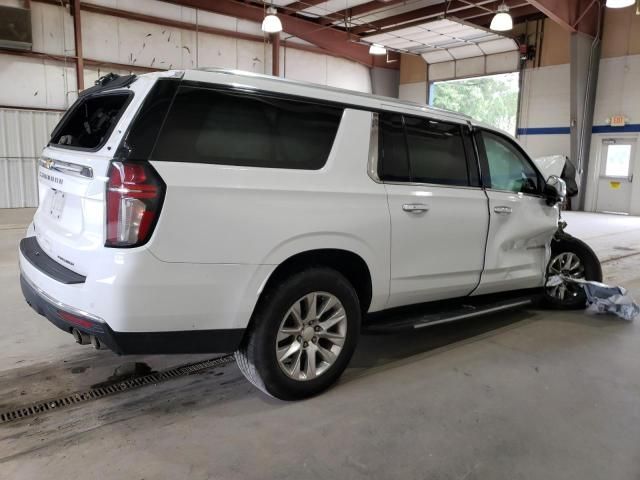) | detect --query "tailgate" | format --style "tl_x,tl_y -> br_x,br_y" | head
32,73 -> 169,277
